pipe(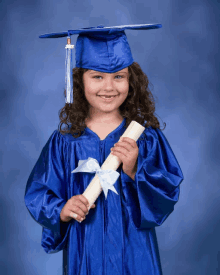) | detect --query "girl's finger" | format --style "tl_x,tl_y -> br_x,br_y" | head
120,137 -> 137,148
70,211 -> 85,223
111,146 -> 128,157
71,205 -> 86,219
78,194 -> 90,208
114,142 -> 132,152
73,199 -> 89,215
70,212 -> 78,219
